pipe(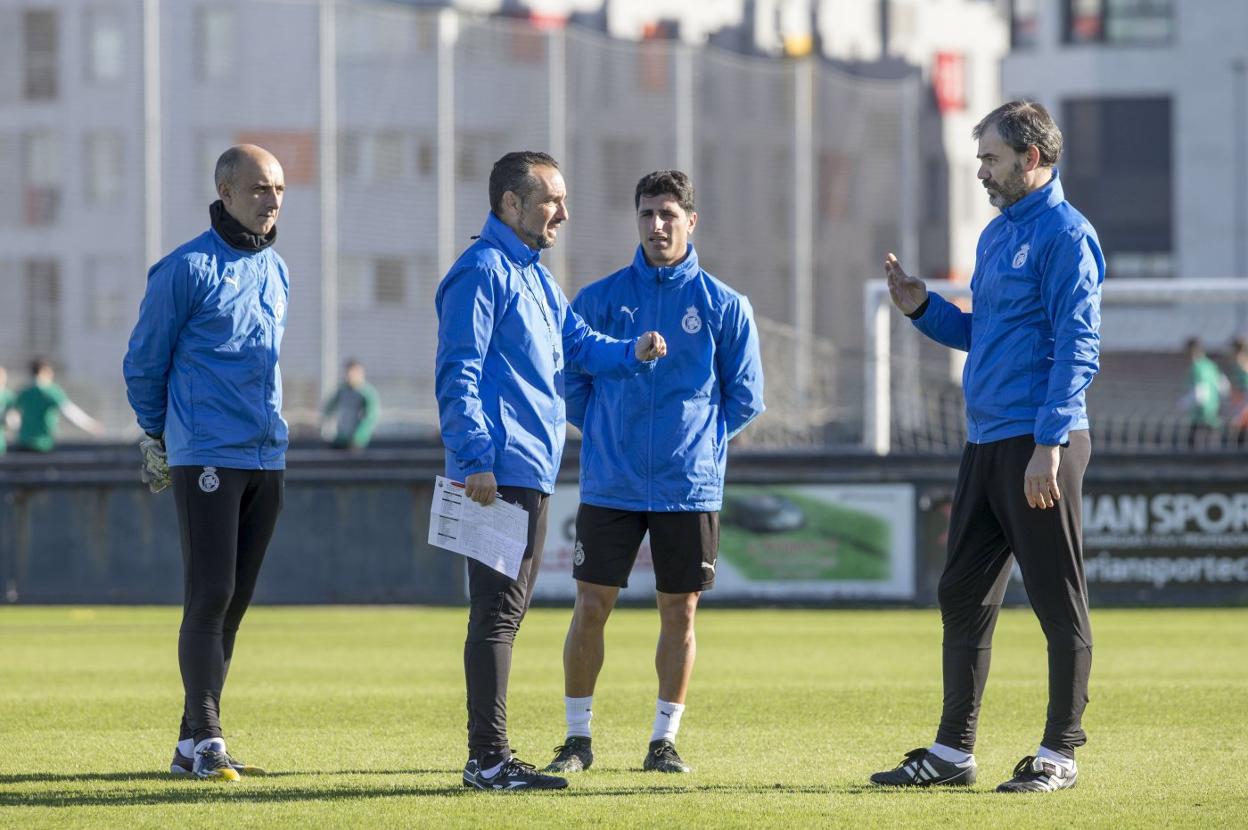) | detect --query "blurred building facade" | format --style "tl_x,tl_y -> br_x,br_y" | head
0,0 -> 1008,448
1003,0 -> 1248,347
